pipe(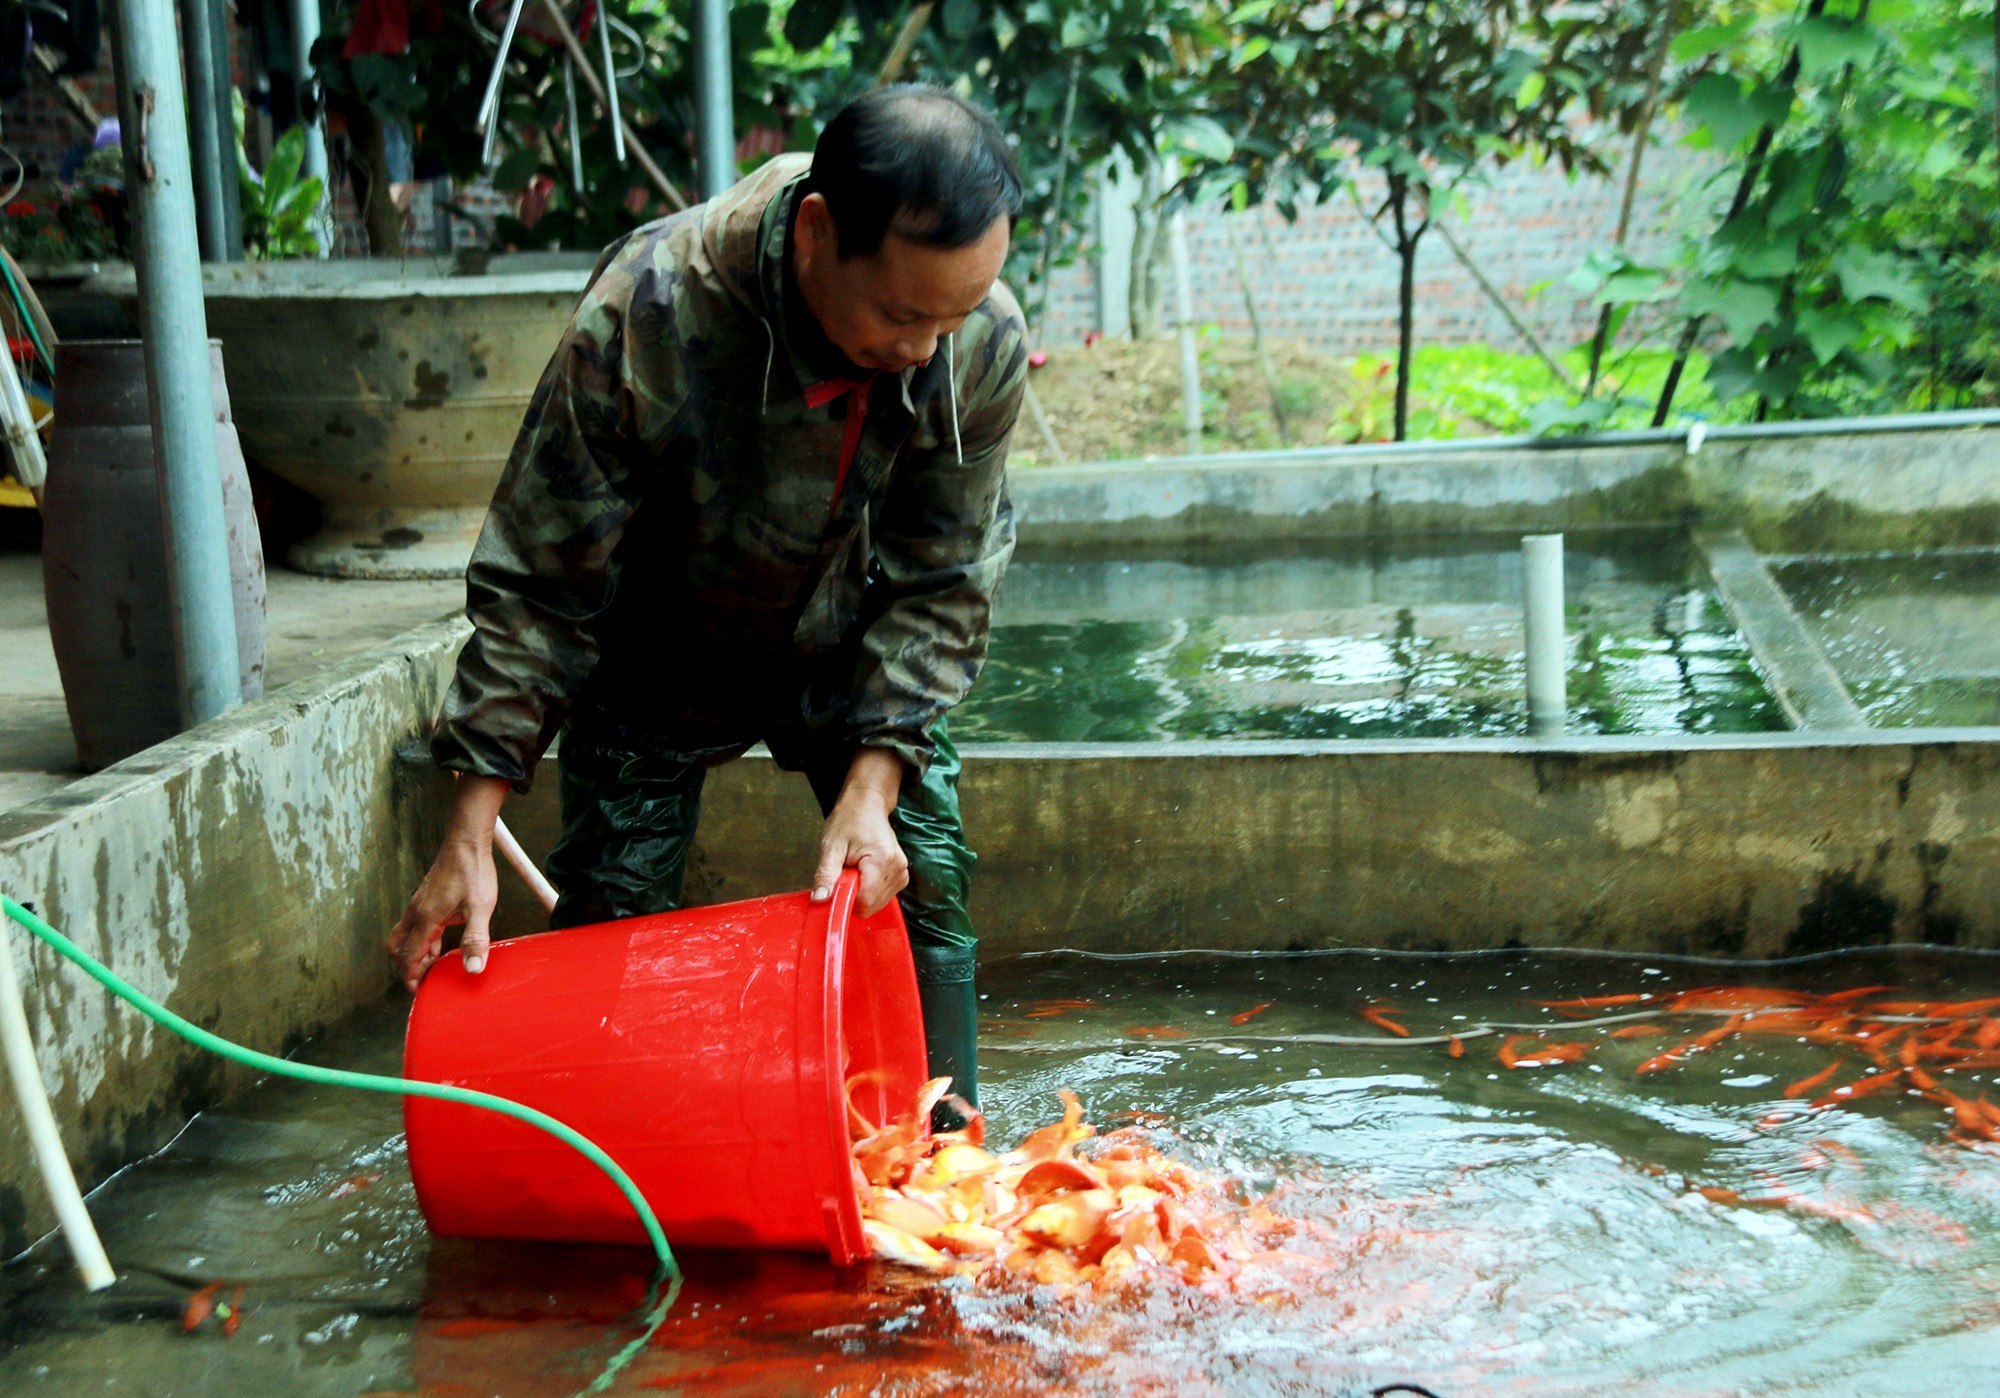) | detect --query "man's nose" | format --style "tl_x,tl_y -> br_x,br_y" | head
898,329 -> 939,364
